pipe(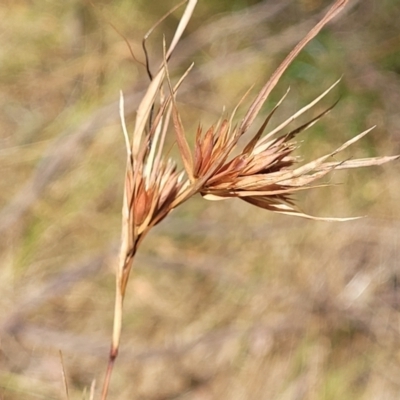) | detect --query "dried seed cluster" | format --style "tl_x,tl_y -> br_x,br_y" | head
101,1 -> 399,398
120,1 -> 399,255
